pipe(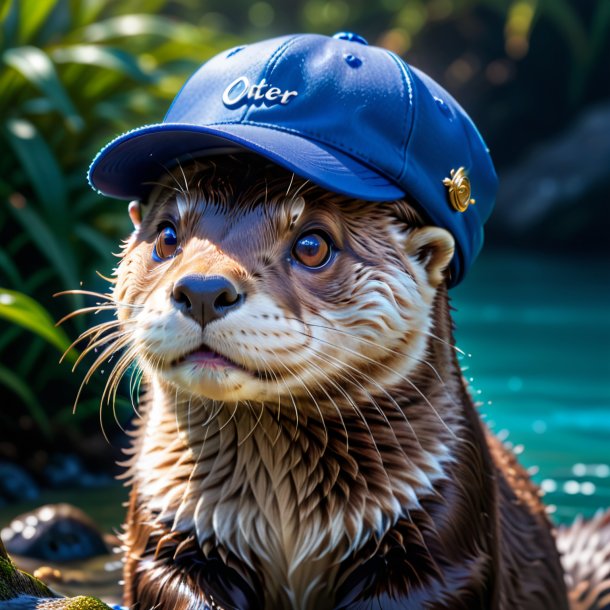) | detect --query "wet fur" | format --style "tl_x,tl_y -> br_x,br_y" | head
72,156 -> 604,609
